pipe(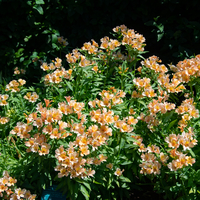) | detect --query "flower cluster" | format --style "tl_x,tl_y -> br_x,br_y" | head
0,94 -> 9,106
132,77 -> 157,98
10,99 -> 76,155
14,67 -> 26,75
100,36 -> 121,50
58,100 -> 84,117
175,98 -> 199,131
43,68 -> 72,85
81,40 -> 99,54
54,104 -> 115,178
40,58 -> 62,71
139,152 -> 162,175
24,92 -> 39,103
134,125 -> 197,173
66,48 -> 98,69
57,36 -> 68,47
139,55 -> 186,93
9,87 -> 129,180
65,49 -> 81,64
147,99 -> 175,115
55,144 -> 103,179
141,56 -> 168,73
168,152 -> 195,171
166,129 -> 197,170
90,108 -> 115,126
113,24 -> 146,51
165,129 -> 197,152
89,88 -> 125,109
169,54 -> 200,83
133,142 -> 167,175
5,79 -> 26,92
0,116 -> 9,124
10,122 -> 33,139
62,26 -> 199,181
41,58 -> 72,85
55,96 -> 117,178
65,25 -> 146,74
0,171 -> 36,199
